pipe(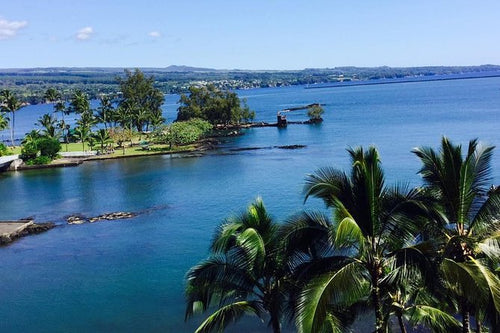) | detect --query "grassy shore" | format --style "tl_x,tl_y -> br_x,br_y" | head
5,137 -> 209,171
